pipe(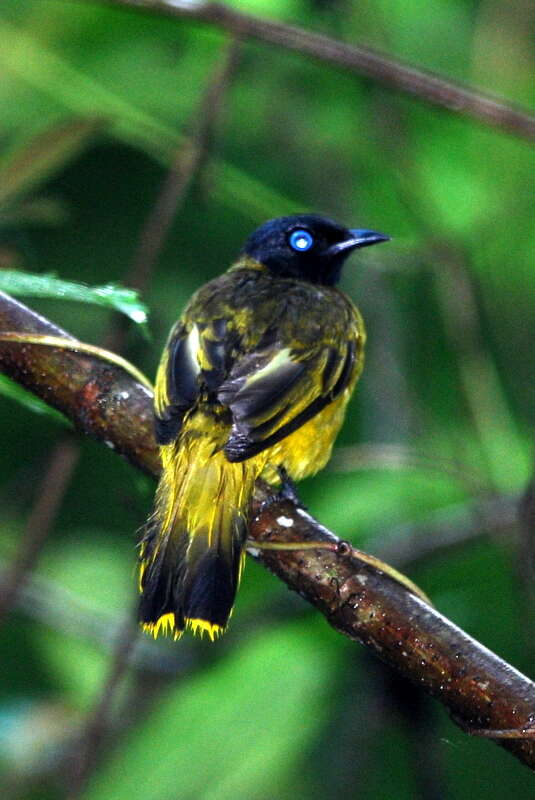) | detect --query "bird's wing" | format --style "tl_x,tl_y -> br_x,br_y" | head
154,321 -> 197,444
155,313 -> 360,458
154,316 -> 237,444
218,335 -> 359,462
